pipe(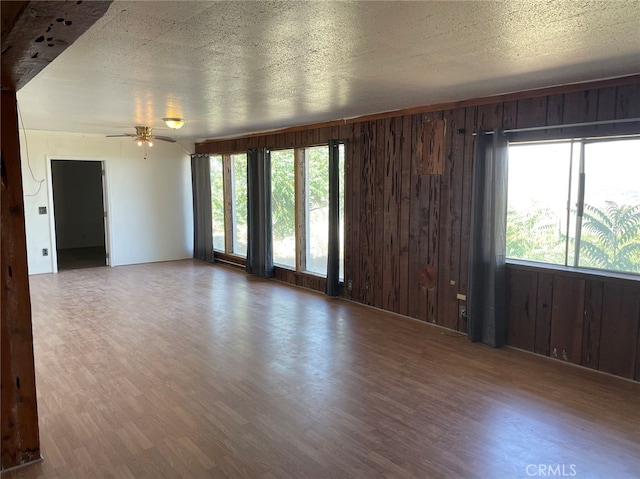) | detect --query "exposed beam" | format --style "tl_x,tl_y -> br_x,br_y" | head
1,0 -> 112,90
1,90 -> 40,471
